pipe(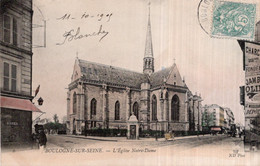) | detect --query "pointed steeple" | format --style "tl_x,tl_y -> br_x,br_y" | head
144,3 -> 153,58
143,2 -> 154,75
